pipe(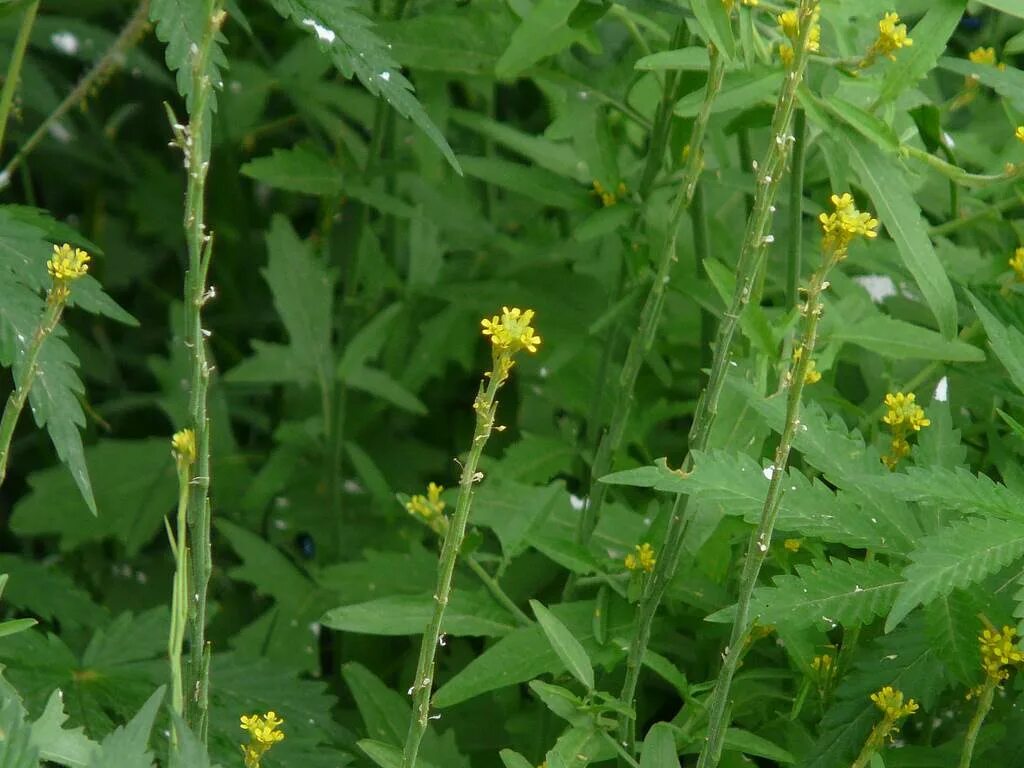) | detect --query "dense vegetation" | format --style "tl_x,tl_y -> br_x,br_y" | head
2,0 -> 1024,767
